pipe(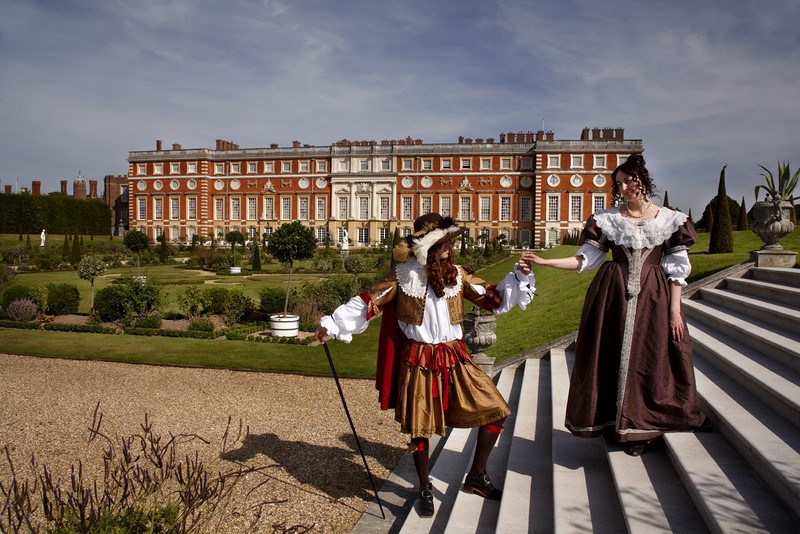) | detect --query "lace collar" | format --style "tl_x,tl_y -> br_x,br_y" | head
594,207 -> 688,249
395,260 -> 463,299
